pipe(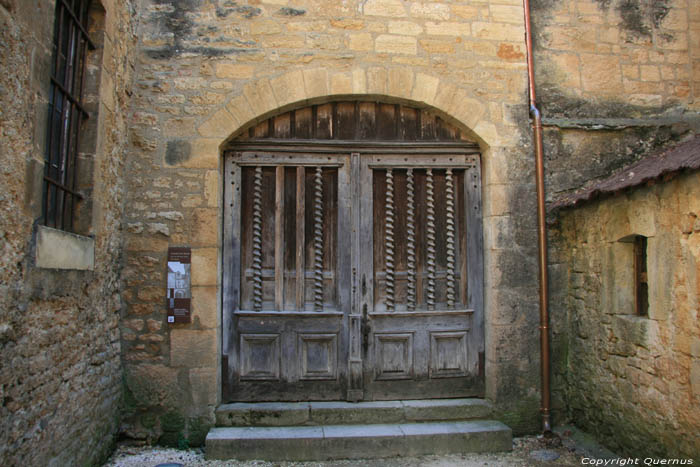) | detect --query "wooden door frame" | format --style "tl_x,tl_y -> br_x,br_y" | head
222,143 -> 484,402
